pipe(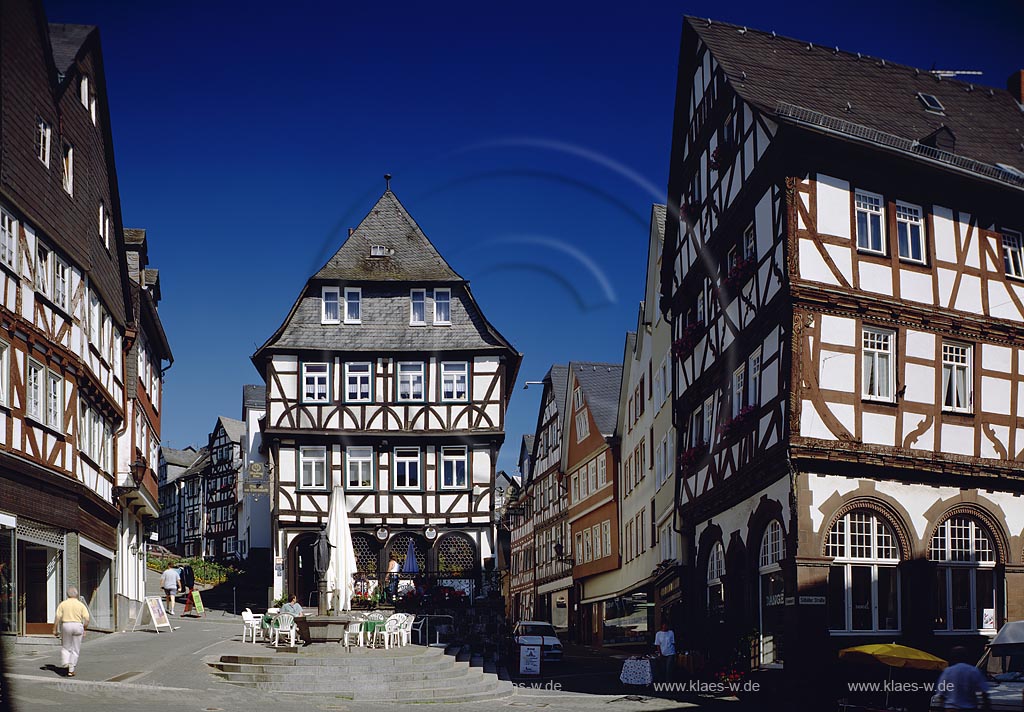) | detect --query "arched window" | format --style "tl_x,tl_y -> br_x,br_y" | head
758,520 -> 785,664
826,510 -> 901,632
707,541 -> 725,615
931,515 -> 998,632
